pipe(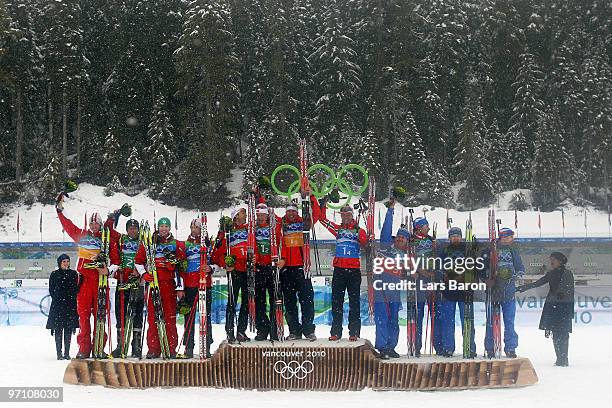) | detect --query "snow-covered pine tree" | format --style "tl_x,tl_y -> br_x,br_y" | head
549,32 -> 586,160
39,154 -> 62,202
582,46 -> 612,199
418,0 -> 469,160
174,0 -> 238,208
2,0 -> 43,182
531,105 -> 574,210
505,52 -> 544,188
104,175 -> 124,196
427,167 -> 454,208
414,56 -> 447,164
177,141 -> 231,210
481,0 -> 524,130
102,128 -> 122,183
392,109 -> 431,204
126,146 -> 144,195
242,118 -> 270,193
453,86 -> 495,210
309,0 -> 362,164
485,119 -> 511,193
145,95 -> 176,197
